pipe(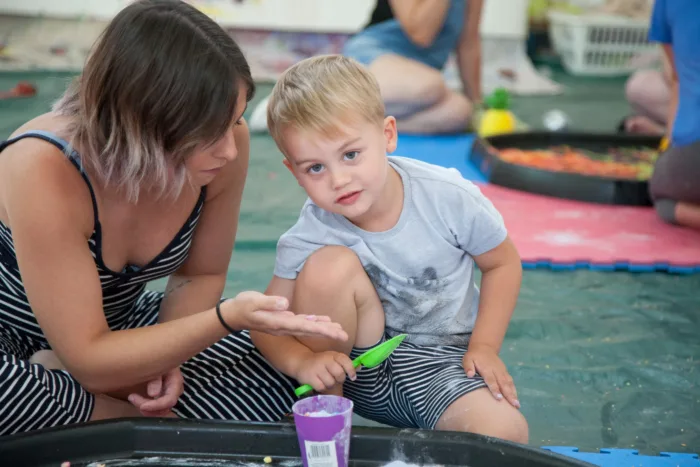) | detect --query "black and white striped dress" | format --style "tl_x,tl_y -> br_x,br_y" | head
0,131 -> 297,437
